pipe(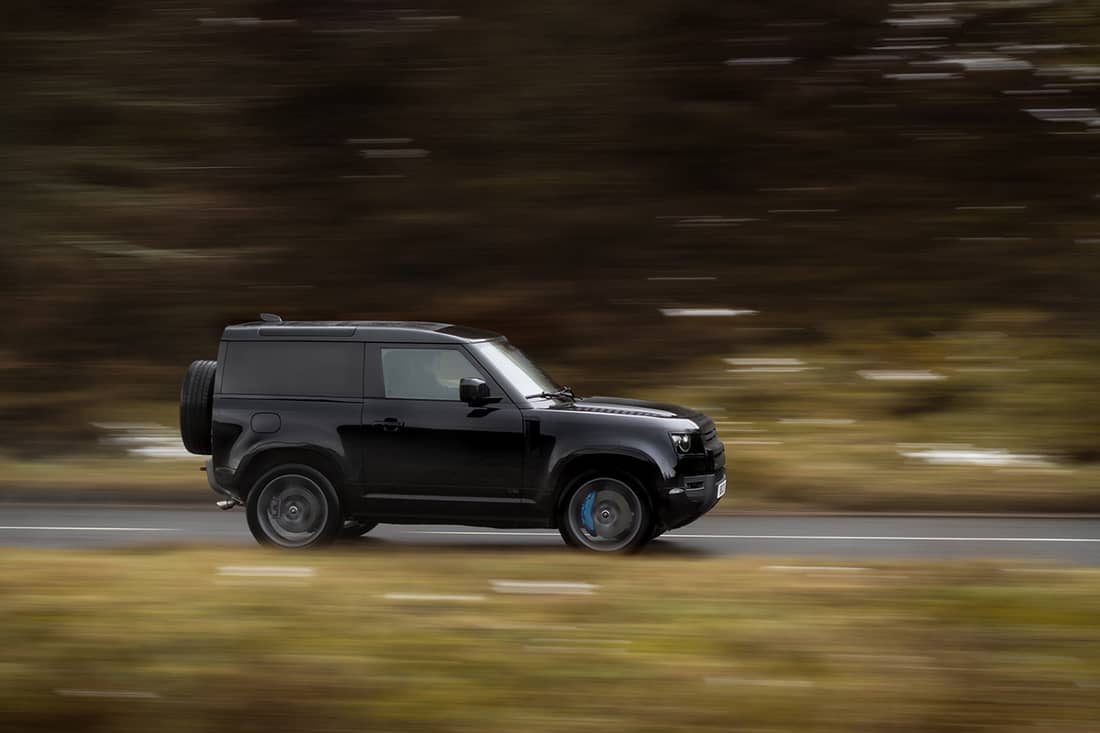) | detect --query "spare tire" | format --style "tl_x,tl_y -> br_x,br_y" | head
180,359 -> 217,455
